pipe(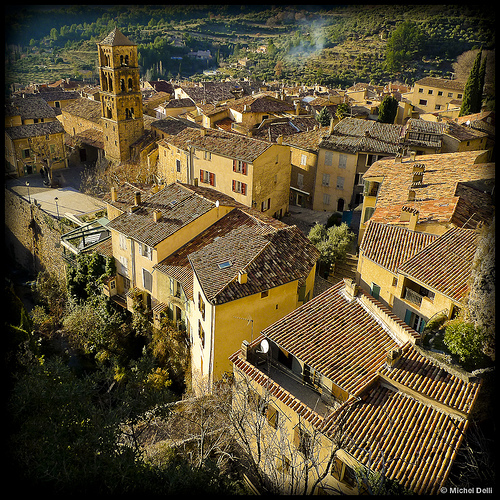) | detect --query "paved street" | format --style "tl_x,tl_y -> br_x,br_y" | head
5,166 -> 105,219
